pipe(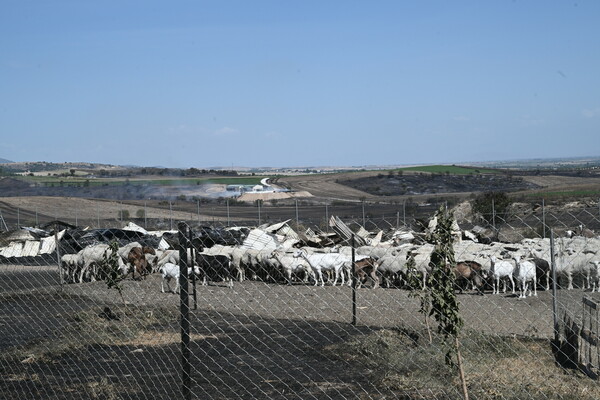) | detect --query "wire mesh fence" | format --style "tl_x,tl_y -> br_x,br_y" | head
1,198 -> 600,399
